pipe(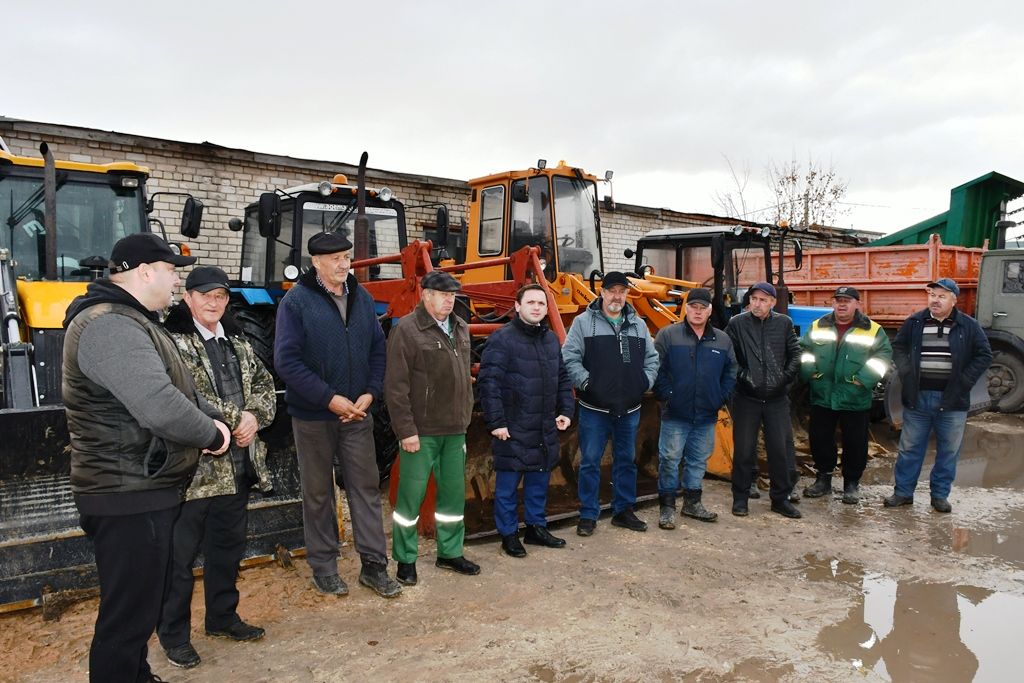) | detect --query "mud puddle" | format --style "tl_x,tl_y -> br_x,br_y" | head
798,553 -> 1024,682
